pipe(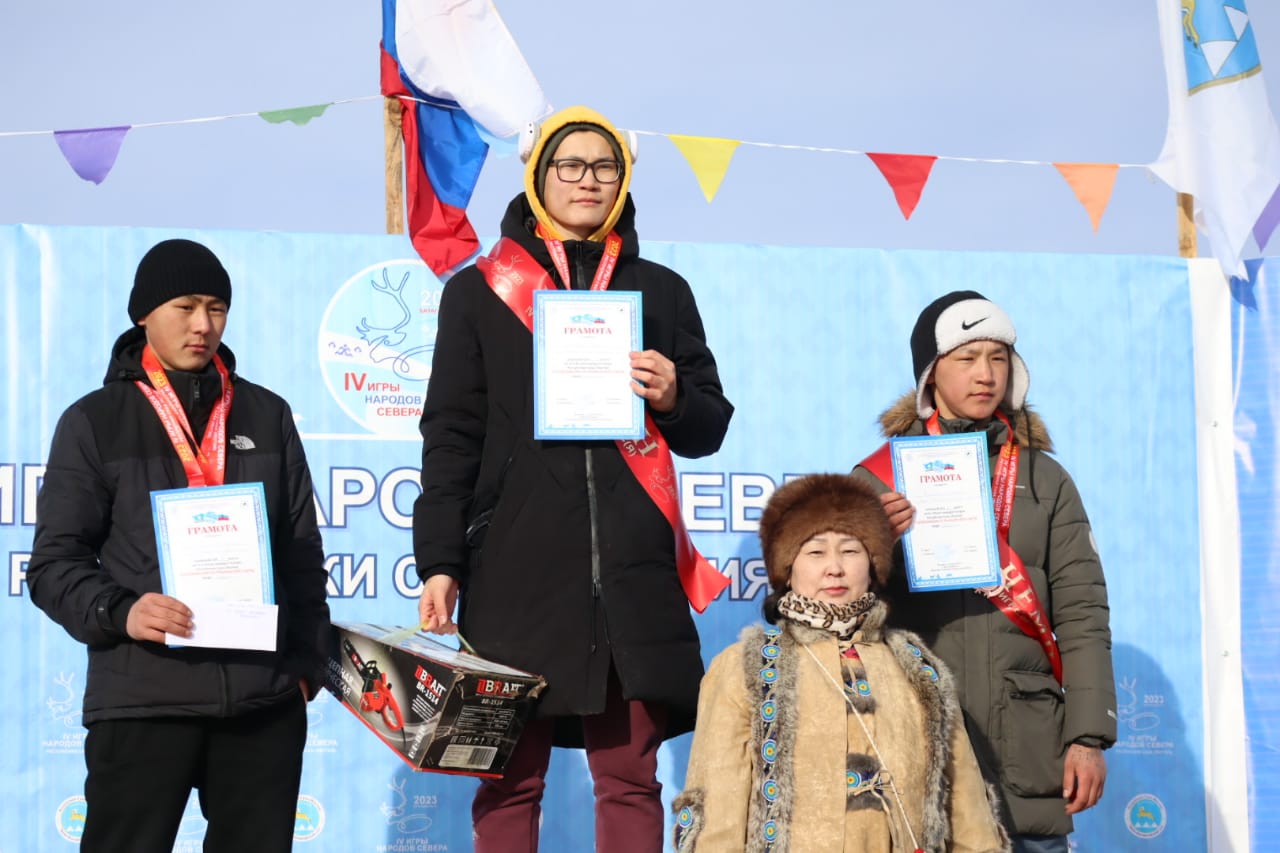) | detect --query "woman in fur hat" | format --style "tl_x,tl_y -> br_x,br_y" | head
412,106 -> 733,852
673,474 -> 1009,852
